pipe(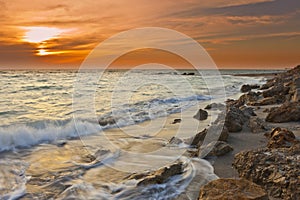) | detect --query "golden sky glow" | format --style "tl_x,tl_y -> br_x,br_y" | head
0,0 -> 299,69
